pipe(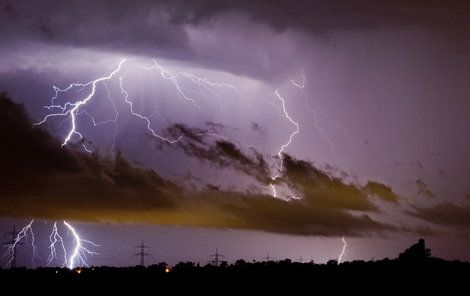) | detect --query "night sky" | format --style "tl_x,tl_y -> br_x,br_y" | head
1,0 -> 470,268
